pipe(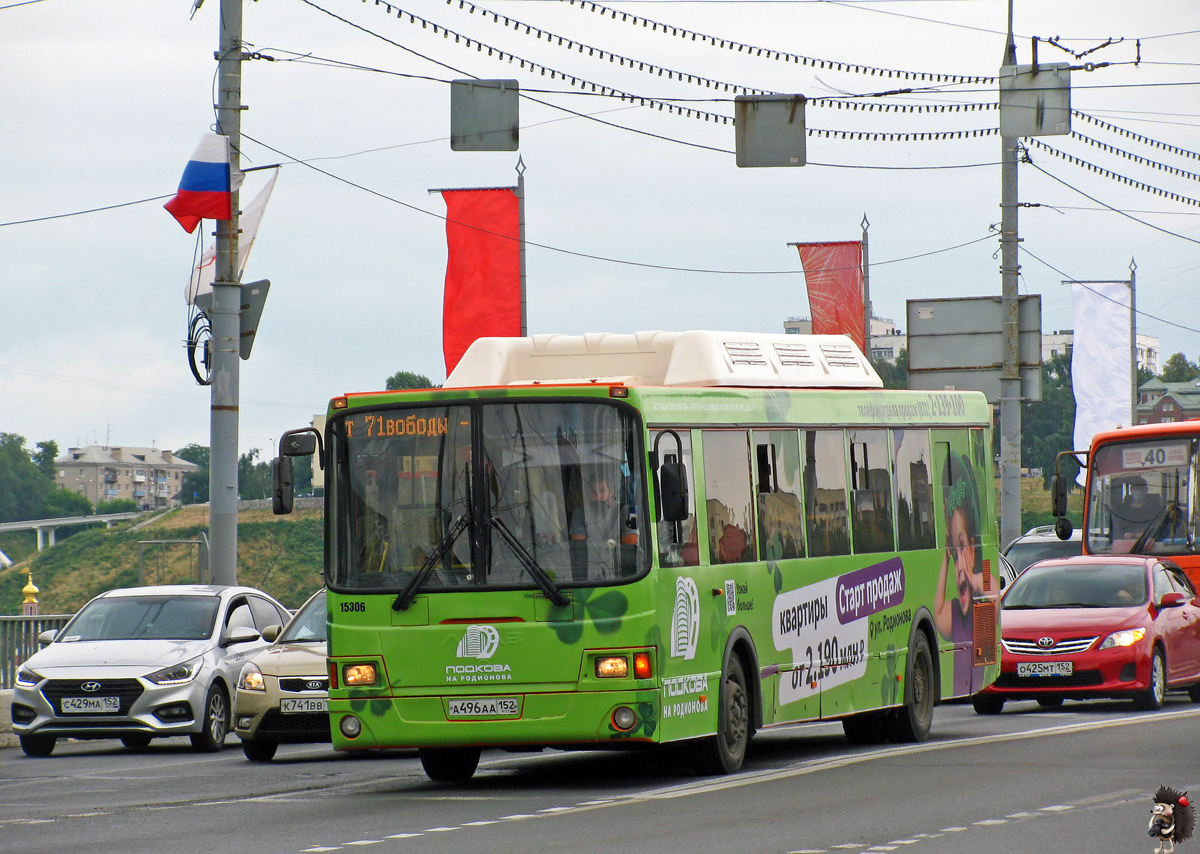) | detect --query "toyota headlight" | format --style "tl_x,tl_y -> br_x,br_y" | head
1099,627 -> 1147,649
147,657 -> 202,685
238,662 -> 266,692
